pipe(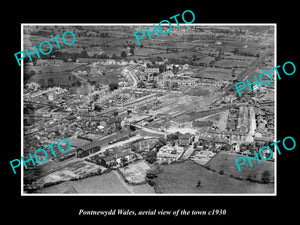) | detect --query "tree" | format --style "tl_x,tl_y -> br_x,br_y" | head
137,81 -> 146,88
80,51 -> 89,58
246,174 -> 257,182
171,82 -> 179,90
196,180 -> 201,187
109,82 -> 119,91
158,64 -> 167,73
164,80 -> 170,88
94,105 -> 102,112
145,150 -> 157,163
129,48 -> 134,56
261,170 -> 271,183
152,80 -> 158,88
121,51 -> 127,58
156,137 -> 166,147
